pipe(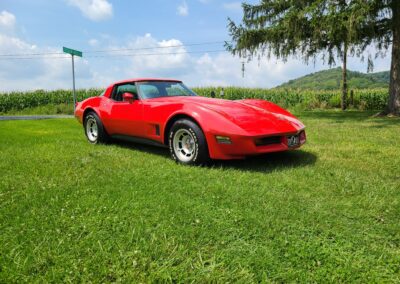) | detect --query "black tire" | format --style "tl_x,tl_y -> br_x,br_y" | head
168,119 -> 210,165
83,111 -> 109,144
